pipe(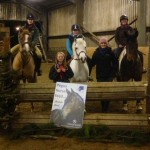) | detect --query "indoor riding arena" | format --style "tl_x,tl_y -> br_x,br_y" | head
0,0 -> 150,150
